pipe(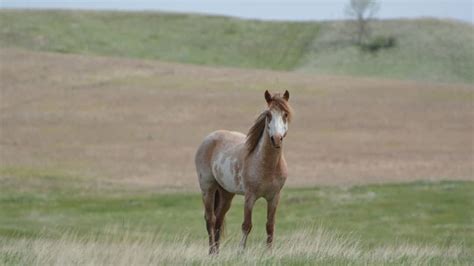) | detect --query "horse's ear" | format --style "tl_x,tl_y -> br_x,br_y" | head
264,90 -> 272,104
283,90 -> 290,101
